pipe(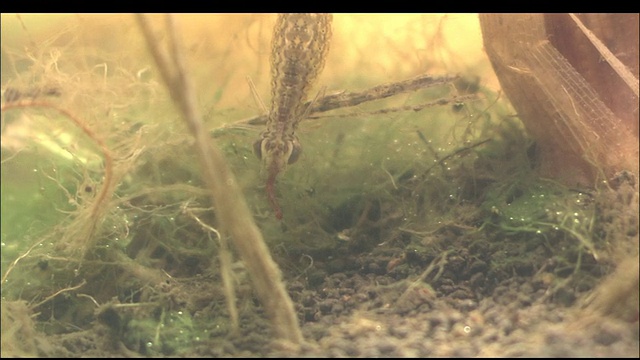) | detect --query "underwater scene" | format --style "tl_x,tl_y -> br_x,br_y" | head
1,14 -> 638,357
